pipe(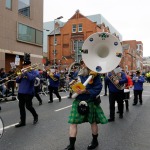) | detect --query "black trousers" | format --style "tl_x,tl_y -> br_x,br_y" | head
34,86 -> 42,103
18,93 -> 38,123
133,90 -> 143,104
109,91 -> 124,119
104,82 -> 109,95
48,86 -> 61,101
